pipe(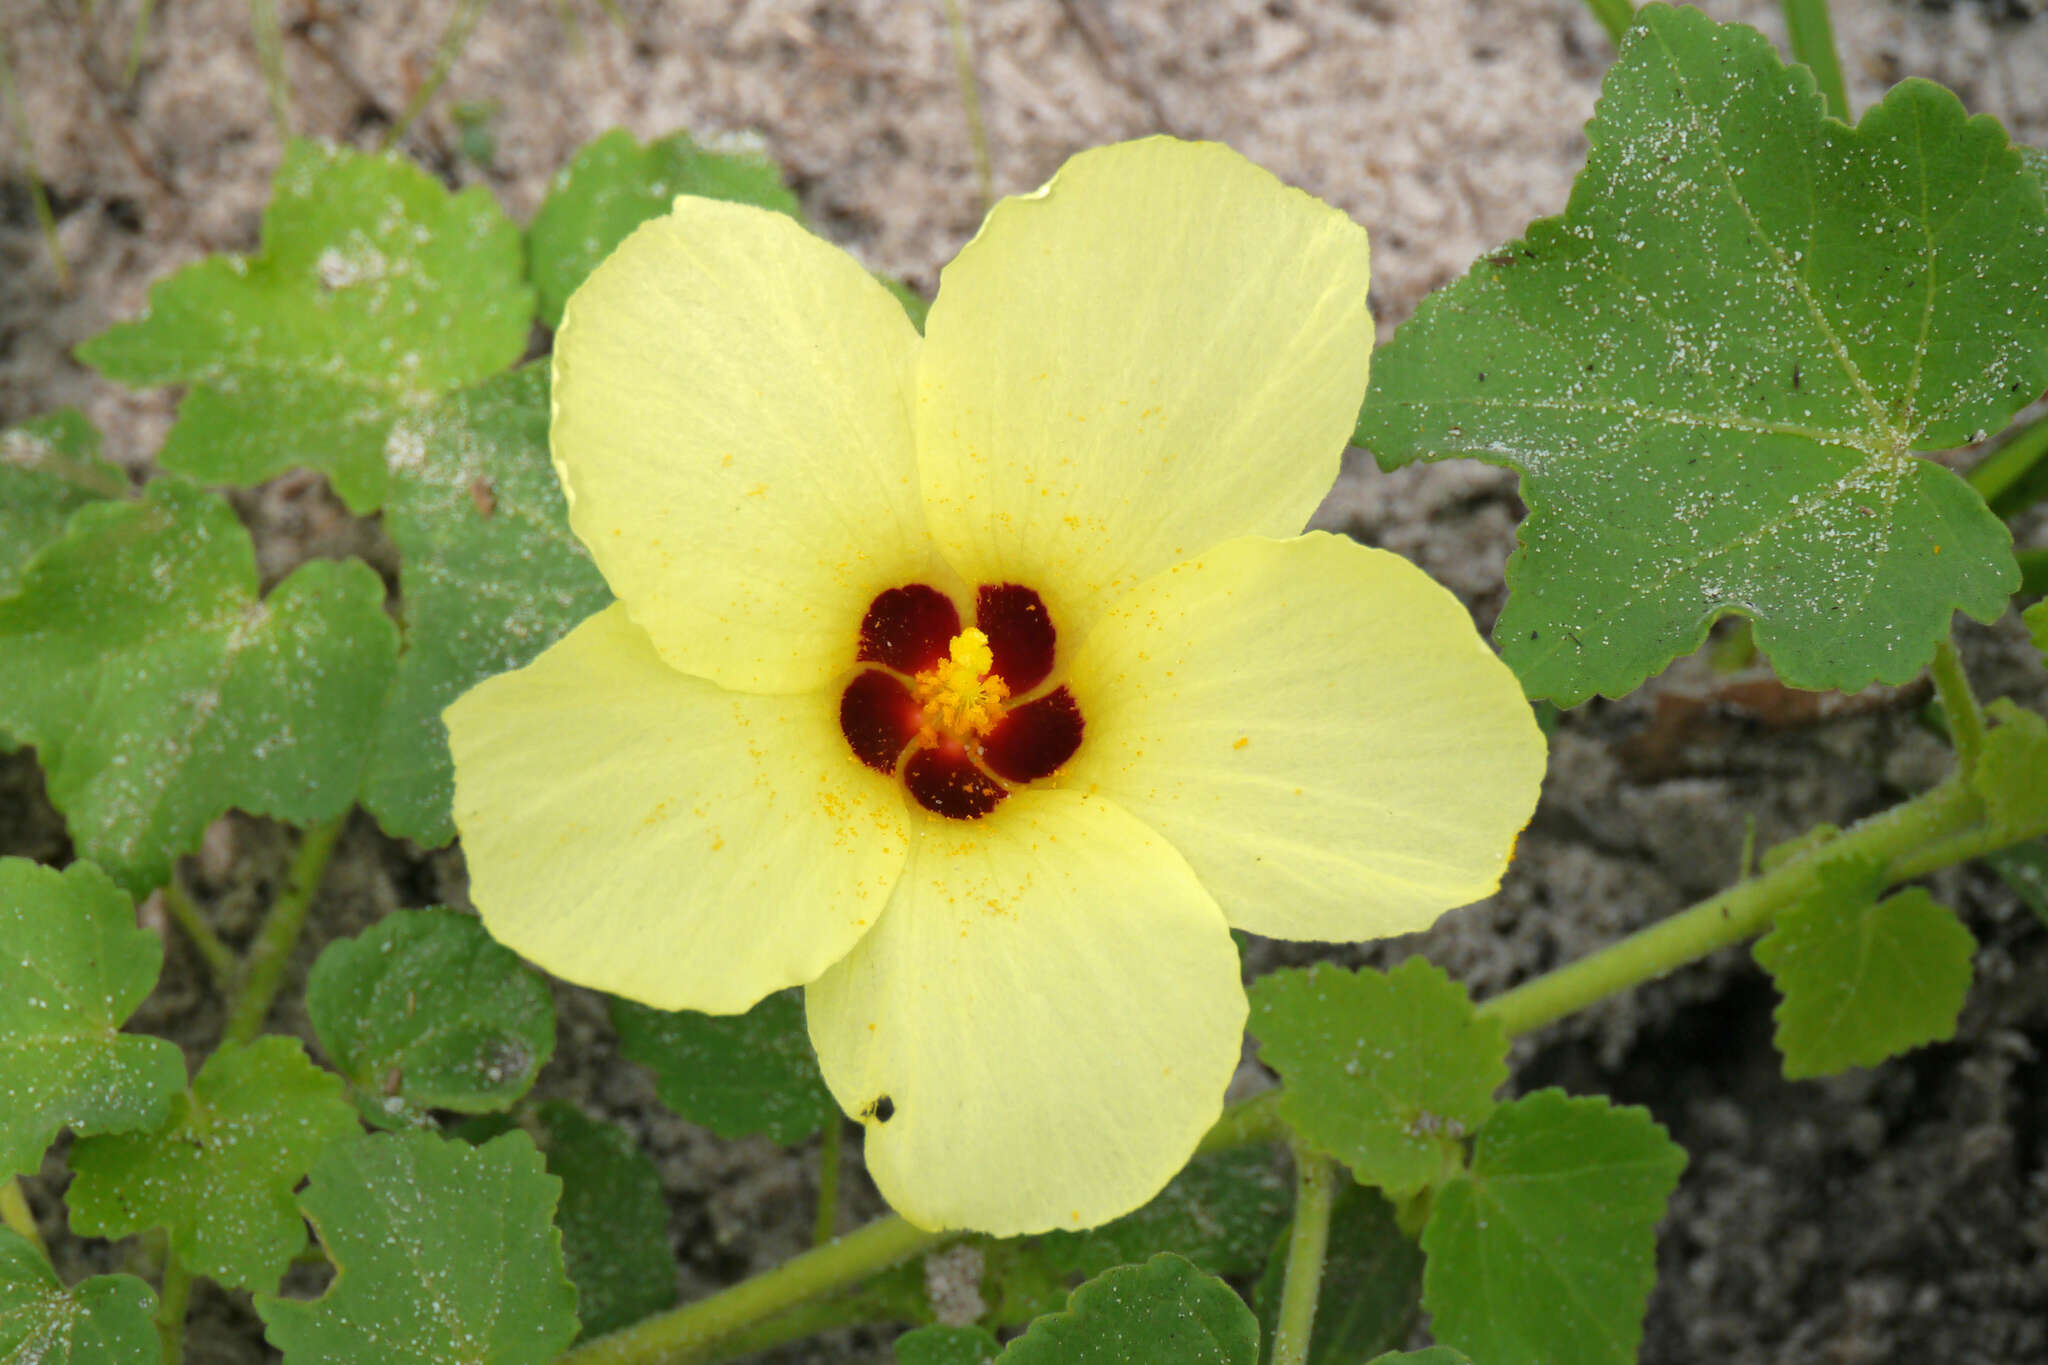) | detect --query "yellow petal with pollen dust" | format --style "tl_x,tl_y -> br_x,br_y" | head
445,605 -> 910,1014
805,790 -> 1245,1236
1063,533 -> 1546,943
552,198 -> 938,695
914,136 -> 1374,639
